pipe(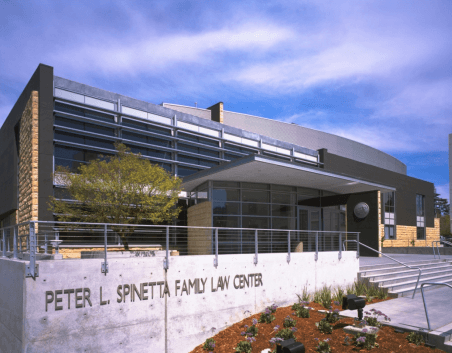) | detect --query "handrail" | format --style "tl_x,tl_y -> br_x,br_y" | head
343,239 -> 422,299
432,239 -> 452,259
421,282 -> 452,331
